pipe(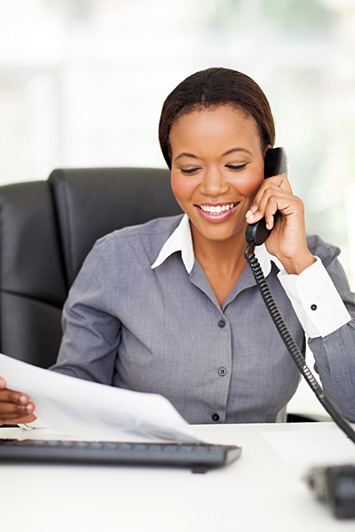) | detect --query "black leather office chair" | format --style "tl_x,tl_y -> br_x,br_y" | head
0,167 -> 181,369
